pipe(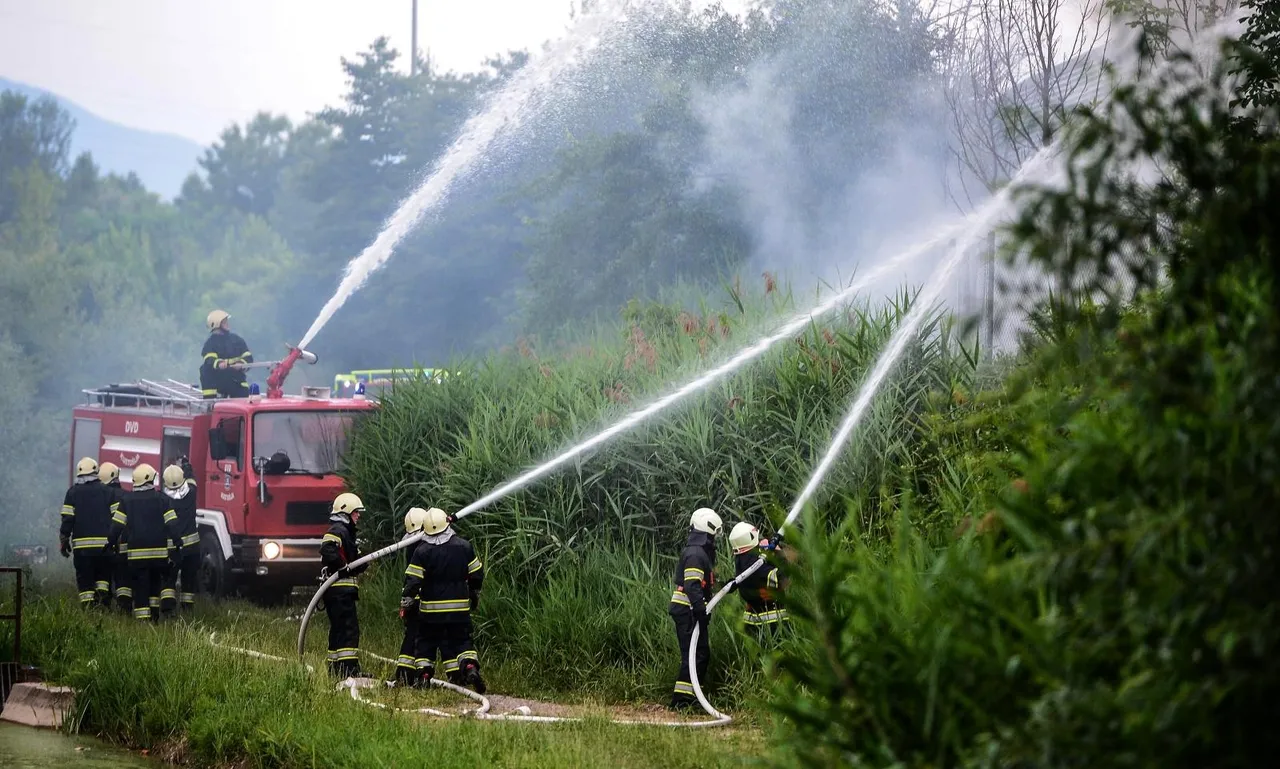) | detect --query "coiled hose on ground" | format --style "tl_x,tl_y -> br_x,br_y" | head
281,532 -> 734,727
